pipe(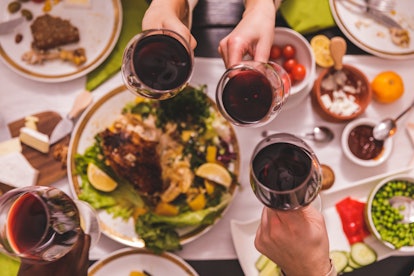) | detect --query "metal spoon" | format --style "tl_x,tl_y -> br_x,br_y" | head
261,126 -> 335,143
373,100 -> 414,141
389,195 -> 414,223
